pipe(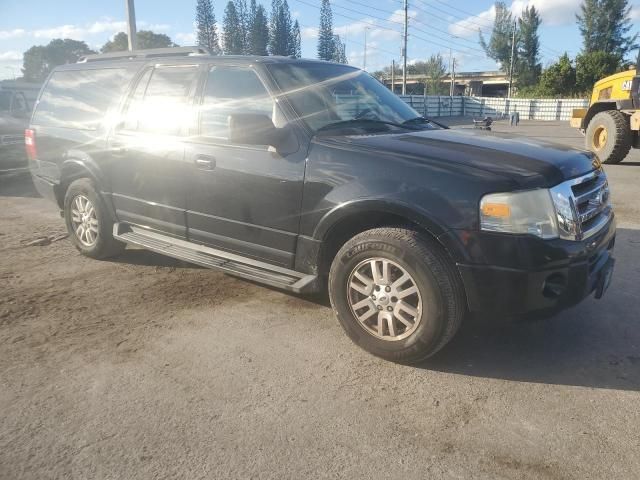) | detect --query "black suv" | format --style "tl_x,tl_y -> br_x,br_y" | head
28,47 -> 616,363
